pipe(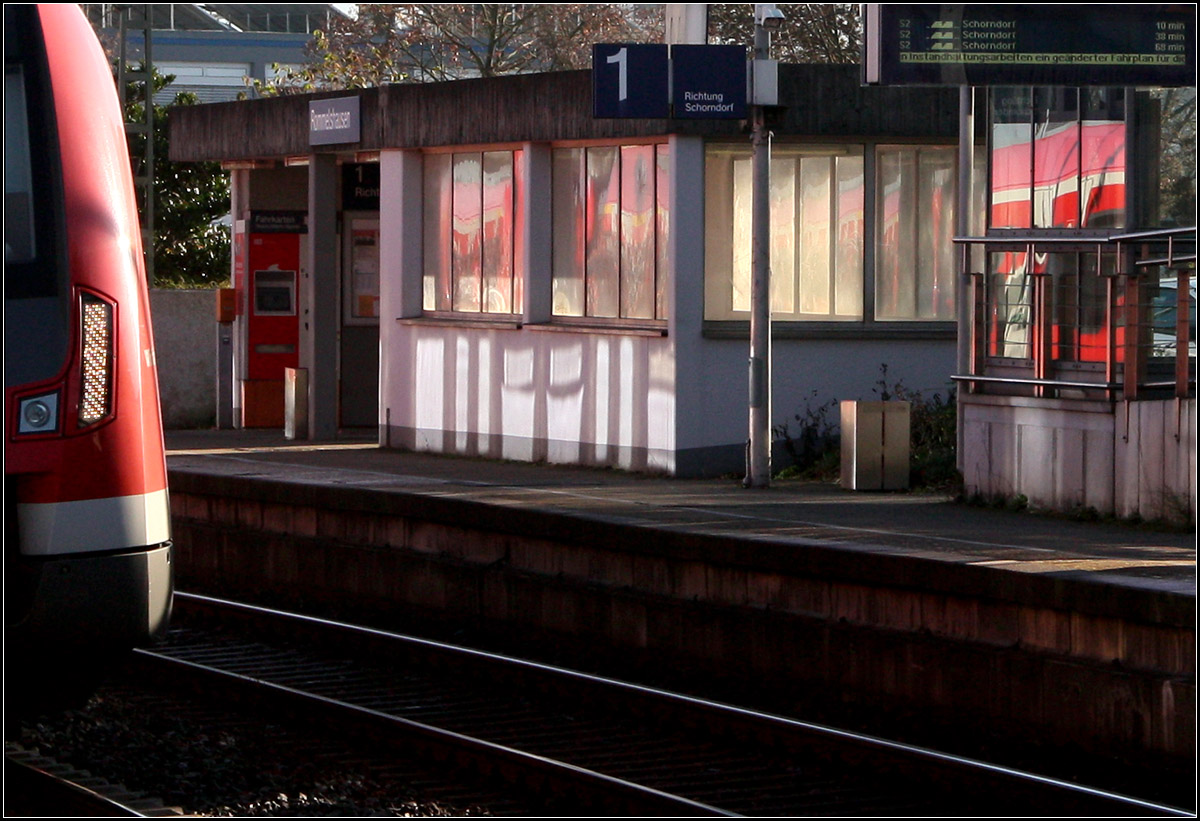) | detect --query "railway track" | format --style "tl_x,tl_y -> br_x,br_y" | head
128,592 -> 1187,817
9,662 -> 528,816
5,743 -> 182,817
